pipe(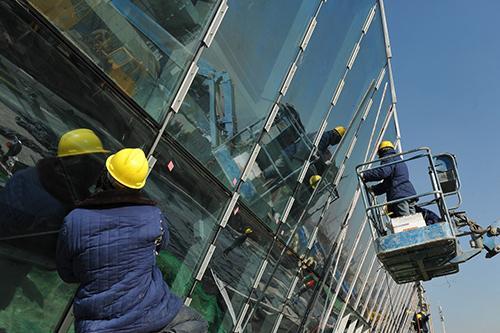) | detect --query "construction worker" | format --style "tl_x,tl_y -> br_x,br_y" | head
412,310 -> 430,333
223,226 -> 253,256
0,128 -> 108,310
317,126 -> 346,162
362,141 -> 417,217
56,148 -> 207,333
